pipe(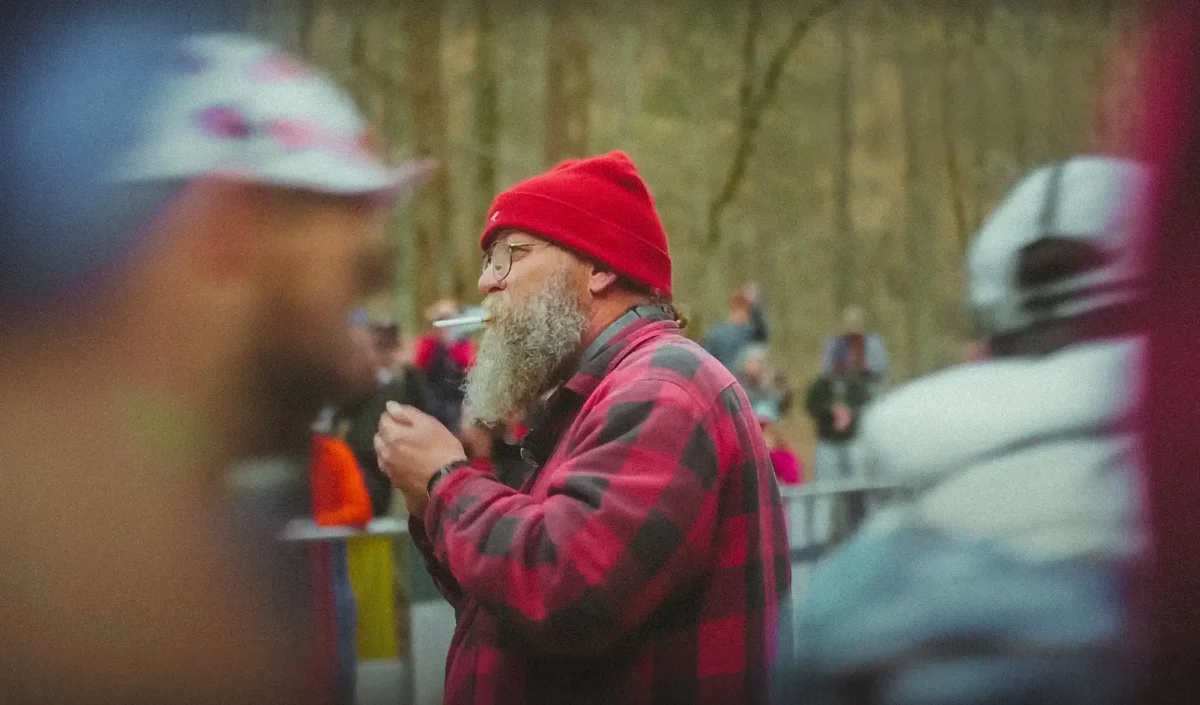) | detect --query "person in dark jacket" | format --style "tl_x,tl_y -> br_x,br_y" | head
805,340 -> 875,450
411,299 -> 476,432
375,152 -> 791,705
804,336 -> 876,545
336,321 -> 433,517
